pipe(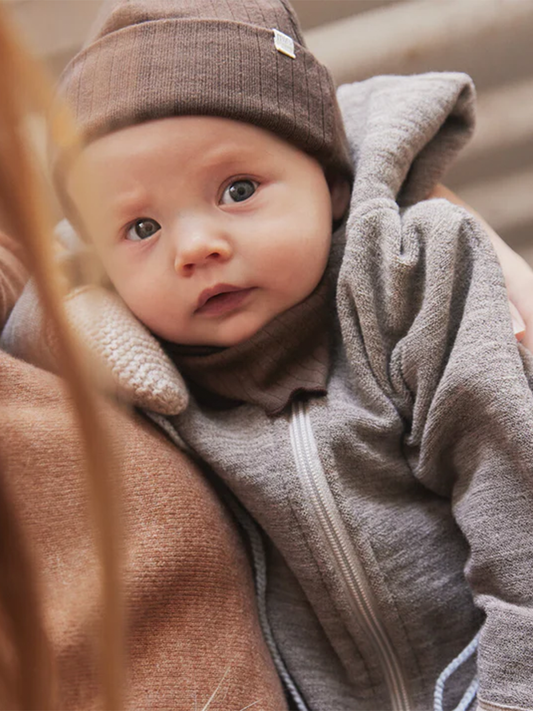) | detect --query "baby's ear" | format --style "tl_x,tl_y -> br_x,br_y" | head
329,177 -> 351,221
